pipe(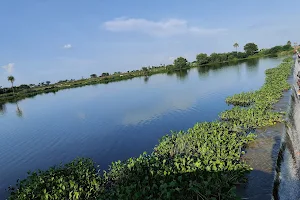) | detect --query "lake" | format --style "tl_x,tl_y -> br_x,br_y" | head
0,57 -> 282,198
